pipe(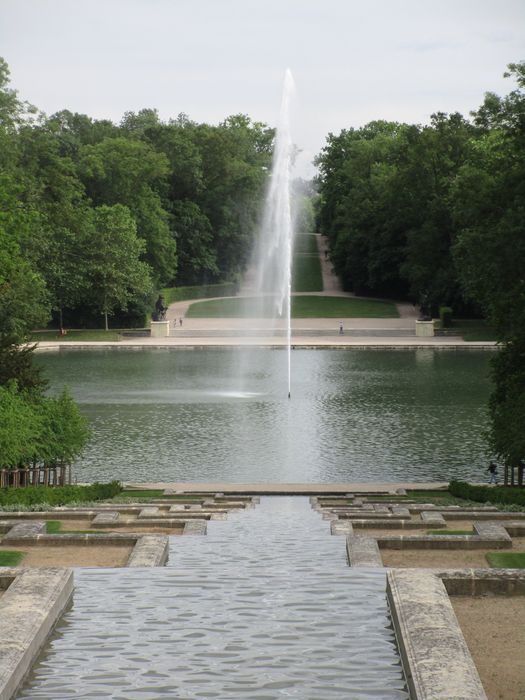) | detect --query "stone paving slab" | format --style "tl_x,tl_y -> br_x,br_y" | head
0,567 -> 73,700
387,569 -> 487,700
182,520 -> 207,535
2,522 -> 46,540
127,482 -> 451,493
92,511 -> 120,525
